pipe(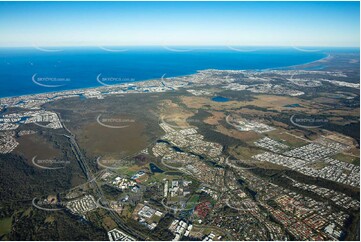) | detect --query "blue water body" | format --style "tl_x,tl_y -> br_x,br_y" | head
284,103 -> 301,108
212,96 -> 230,102
0,46 -> 332,98
149,163 -> 164,173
